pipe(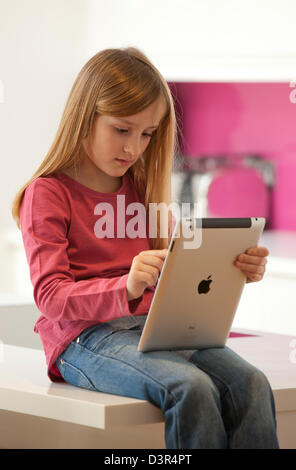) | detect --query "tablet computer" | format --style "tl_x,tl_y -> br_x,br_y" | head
138,217 -> 265,352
